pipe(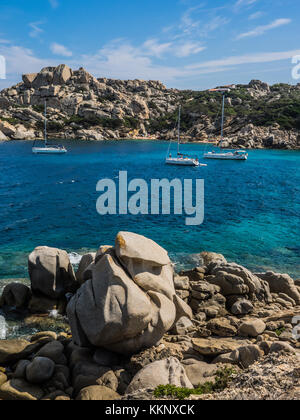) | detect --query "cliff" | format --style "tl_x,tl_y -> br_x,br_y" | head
0,64 -> 299,149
